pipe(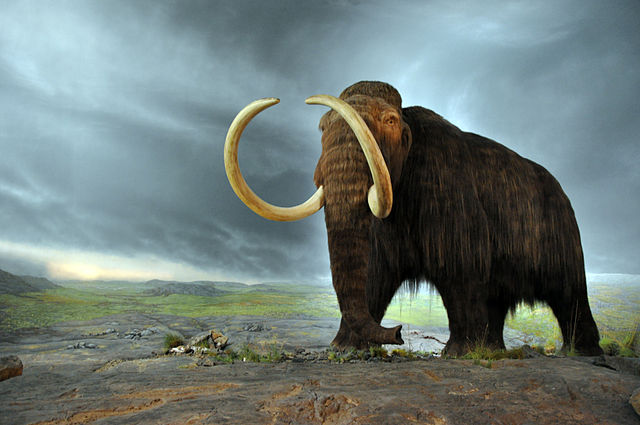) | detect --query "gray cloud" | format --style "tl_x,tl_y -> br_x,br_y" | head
0,0 -> 638,282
